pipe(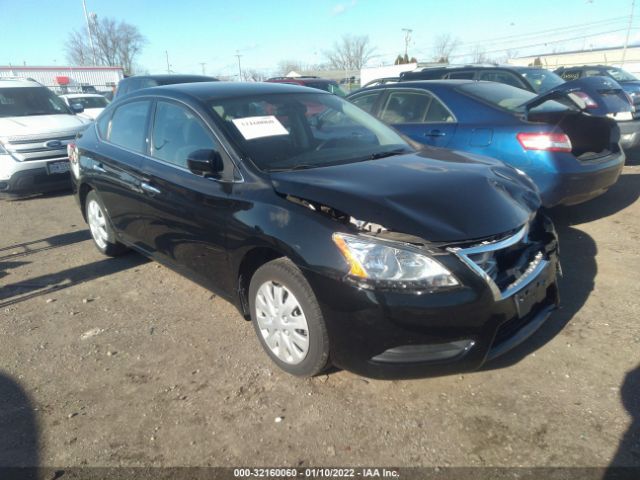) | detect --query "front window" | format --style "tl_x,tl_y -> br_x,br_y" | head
606,67 -> 637,82
209,92 -> 413,172
0,87 -> 70,117
68,96 -> 109,109
517,68 -> 565,93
